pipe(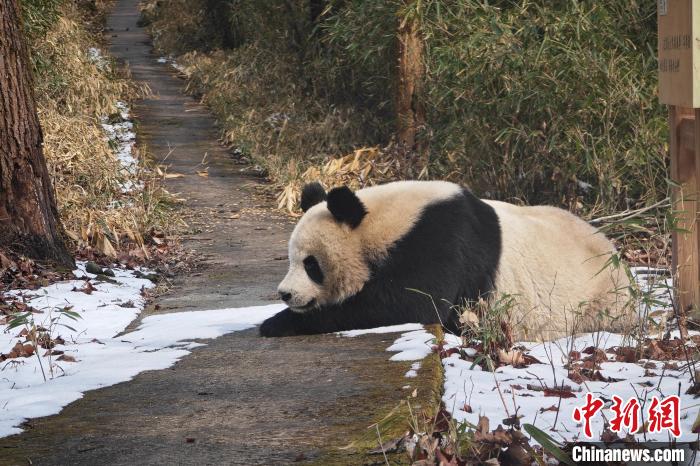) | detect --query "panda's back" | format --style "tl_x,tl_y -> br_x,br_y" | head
484,200 -> 629,340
